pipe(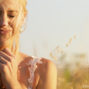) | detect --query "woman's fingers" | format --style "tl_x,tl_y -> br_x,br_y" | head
0,56 -> 11,68
0,52 -> 15,69
0,51 -> 14,68
0,56 -> 7,64
0,56 -> 12,73
0,48 -> 15,73
0,51 -> 13,62
2,48 -> 15,58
